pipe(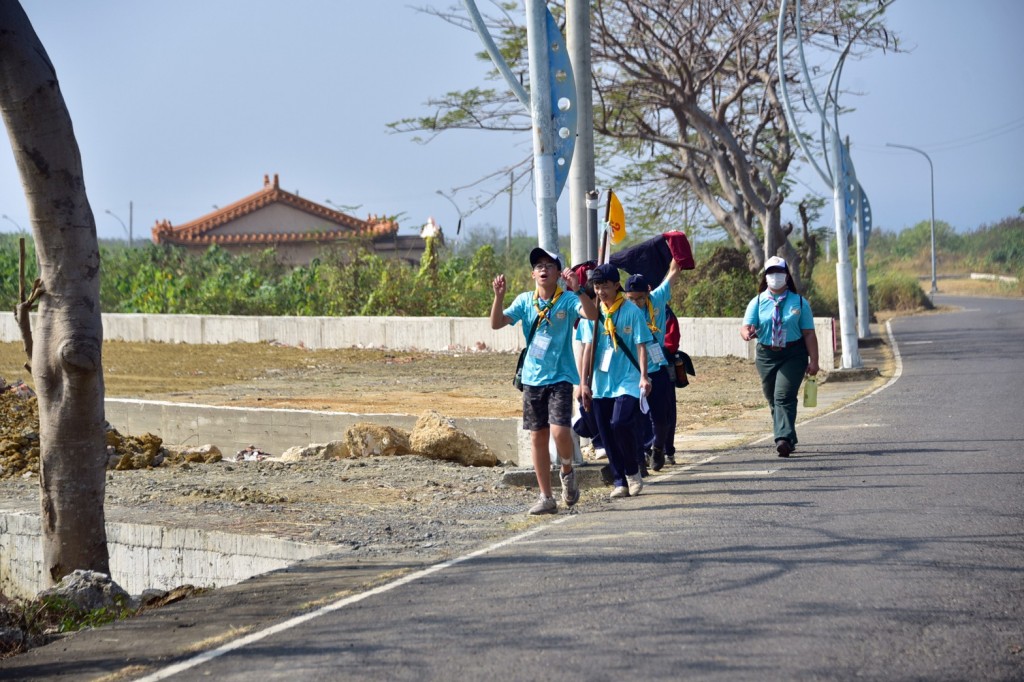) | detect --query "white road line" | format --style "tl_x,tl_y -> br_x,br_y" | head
136,515 -> 576,681
692,469 -> 778,477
